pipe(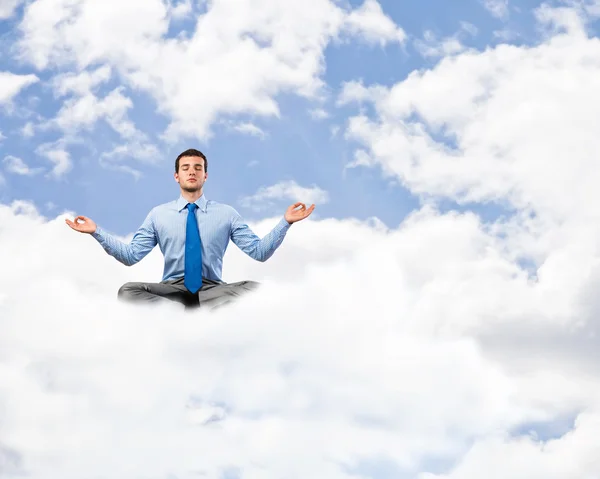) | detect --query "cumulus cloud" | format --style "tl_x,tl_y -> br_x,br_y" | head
414,31 -> 466,59
0,0 -> 25,19
340,5 -> 600,232
482,0 -> 509,19
2,179 -> 600,477
3,155 -> 44,175
0,71 -> 38,105
35,141 -> 72,178
240,180 -> 329,210
233,122 -> 266,138
309,107 -> 329,120
342,0 -> 406,47
413,22 -> 479,59
15,0 -> 404,142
